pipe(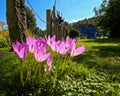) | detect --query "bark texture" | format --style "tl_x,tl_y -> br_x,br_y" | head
6,0 -> 27,43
